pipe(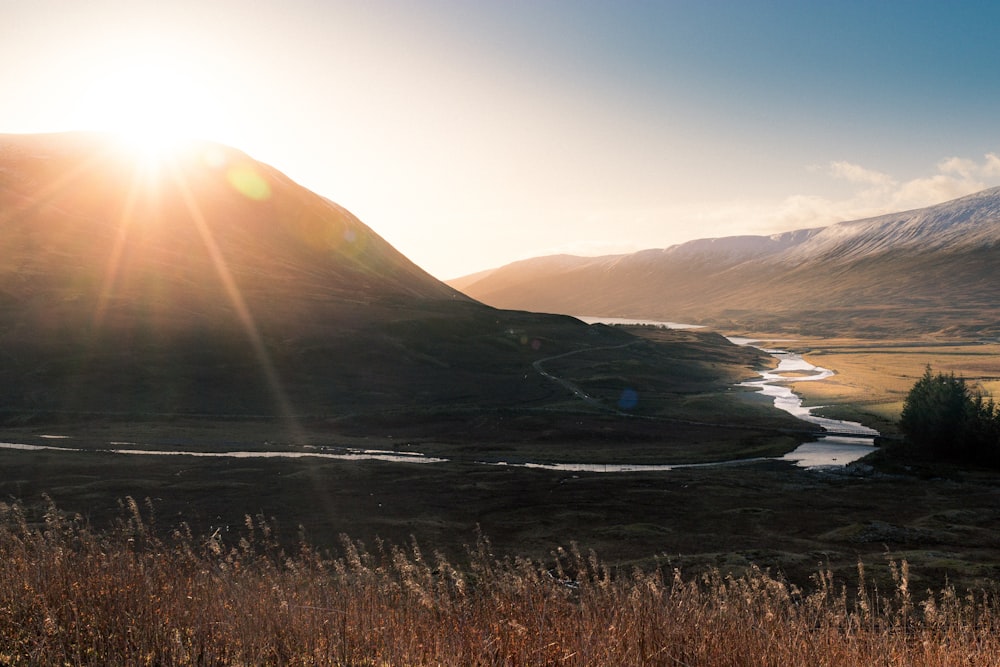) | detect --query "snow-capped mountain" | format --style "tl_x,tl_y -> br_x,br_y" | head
779,187 -> 1000,263
450,188 -> 1000,337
